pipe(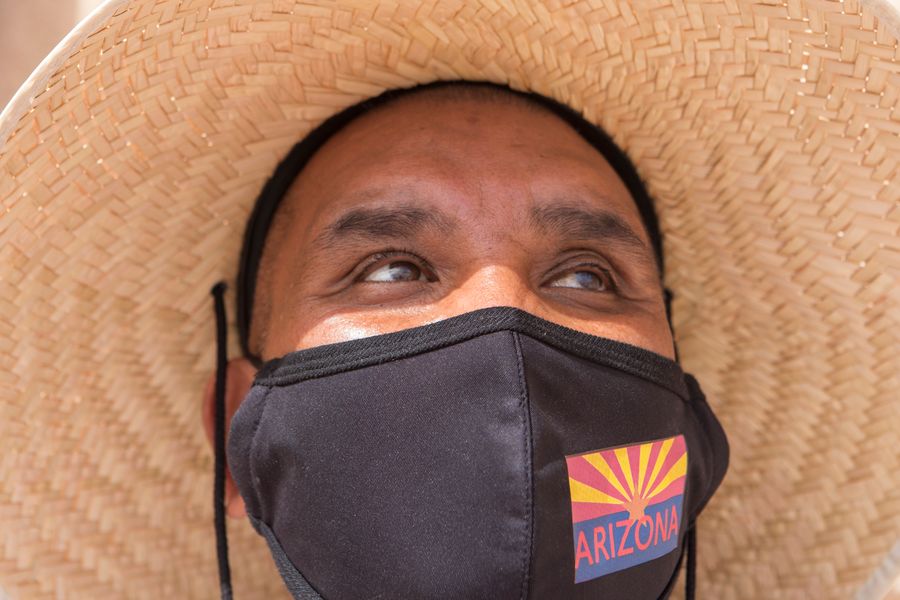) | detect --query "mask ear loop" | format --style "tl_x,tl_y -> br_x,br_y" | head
685,522 -> 697,600
211,282 -> 234,600
663,286 -> 680,364
663,285 -> 697,600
